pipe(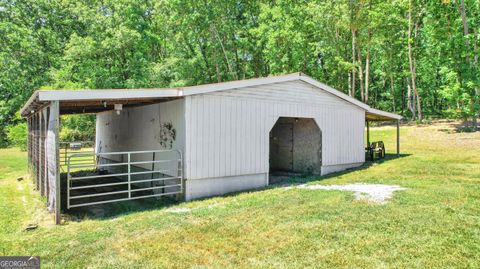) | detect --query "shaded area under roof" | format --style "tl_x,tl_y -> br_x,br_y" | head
60,97 -> 180,115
